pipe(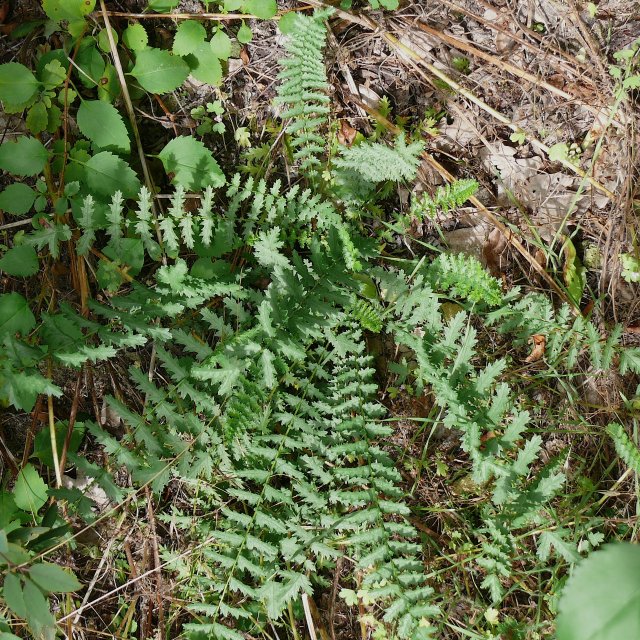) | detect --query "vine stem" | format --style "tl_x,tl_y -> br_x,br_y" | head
47,360 -> 62,488
98,0 -> 166,263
